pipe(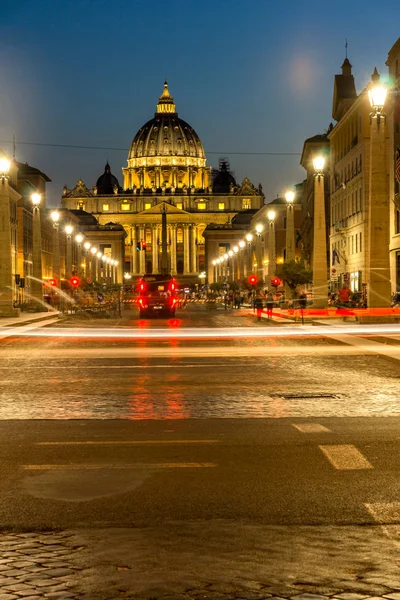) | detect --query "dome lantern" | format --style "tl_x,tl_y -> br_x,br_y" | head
156,81 -> 176,114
